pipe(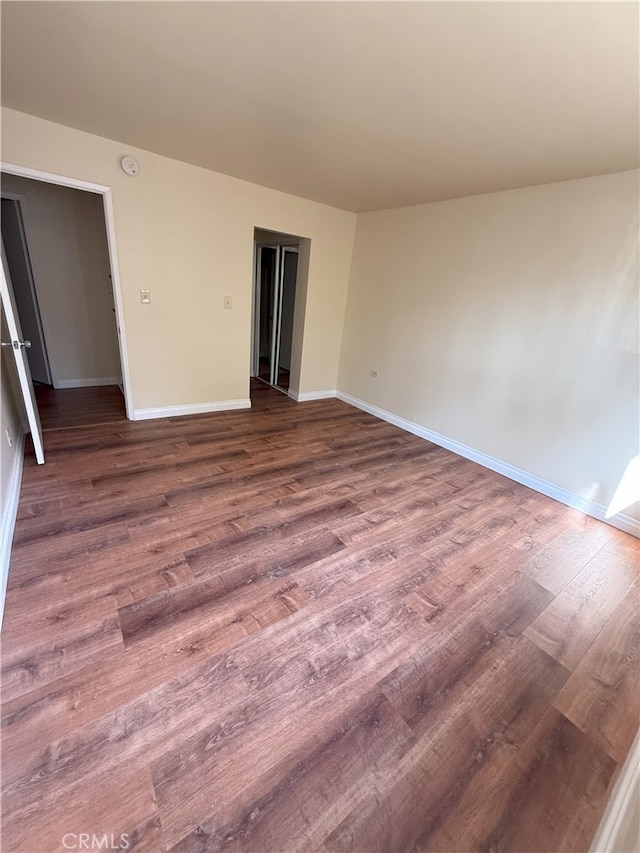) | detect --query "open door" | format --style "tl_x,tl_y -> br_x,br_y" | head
275,248 -> 298,392
1,239 -> 45,464
1,197 -> 52,386
252,242 -> 299,392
